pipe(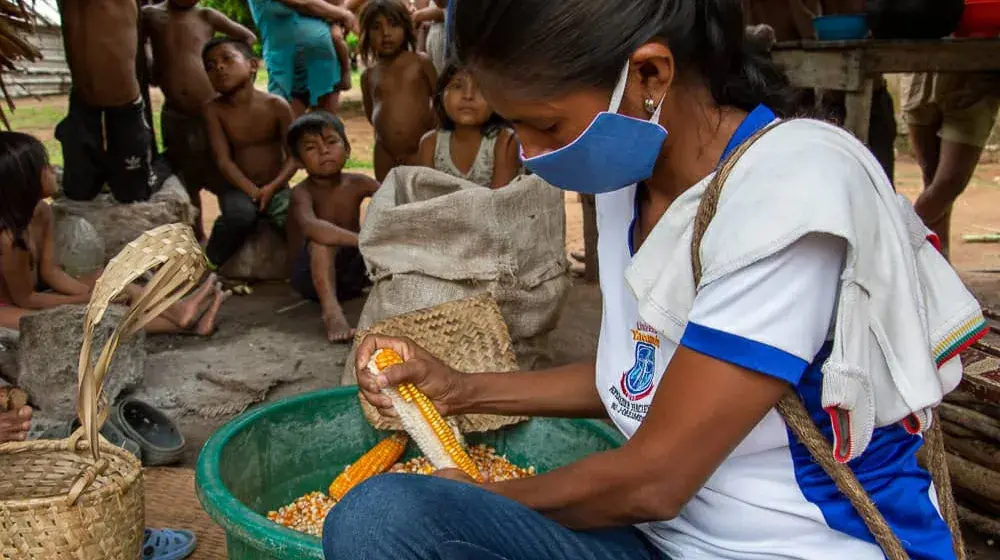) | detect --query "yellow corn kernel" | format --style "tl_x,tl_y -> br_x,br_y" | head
370,348 -> 483,483
328,432 -> 408,500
